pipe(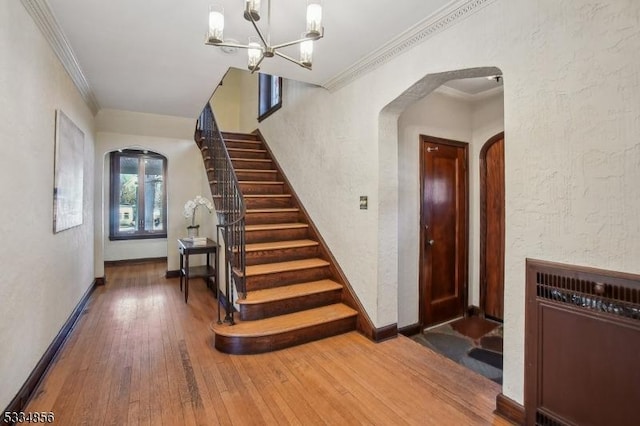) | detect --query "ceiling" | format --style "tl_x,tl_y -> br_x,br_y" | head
442,76 -> 503,96
47,0 -> 453,118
